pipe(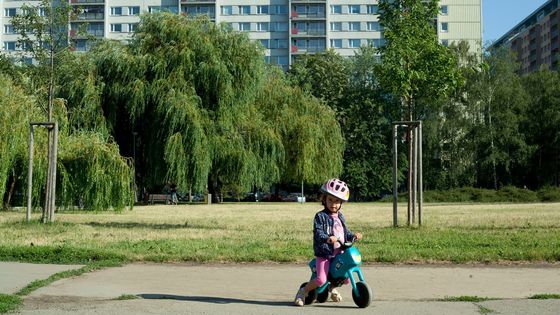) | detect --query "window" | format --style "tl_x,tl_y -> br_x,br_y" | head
330,5 -> 342,14
271,39 -> 288,49
4,24 -> 14,34
441,22 -> 448,32
257,5 -> 268,14
148,6 -> 177,14
271,5 -> 288,15
4,41 -> 16,51
111,24 -> 122,32
238,22 -> 250,31
330,22 -> 342,31
259,39 -> 270,49
222,6 -> 232,15
271,22 -> 288,32
440,5 -> 448,15
367,5 -> 379,14
111,7 -> 122,16
348,39 -> 361,48
441,39 -> 449,47
39,8 -> 46,17
349,22 -> 361,31
349,5 -> 360,14
129,6 -> 140,16
239,6 -> 250,15
330,39 -> 342,48
277,56 -> 288,66
367,22 -> 380,31
4,8 -> 16,17
257,22 -> 269,32
128,23 -> 138,32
